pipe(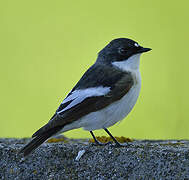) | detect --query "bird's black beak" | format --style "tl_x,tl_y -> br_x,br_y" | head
137,47 -> 152,53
